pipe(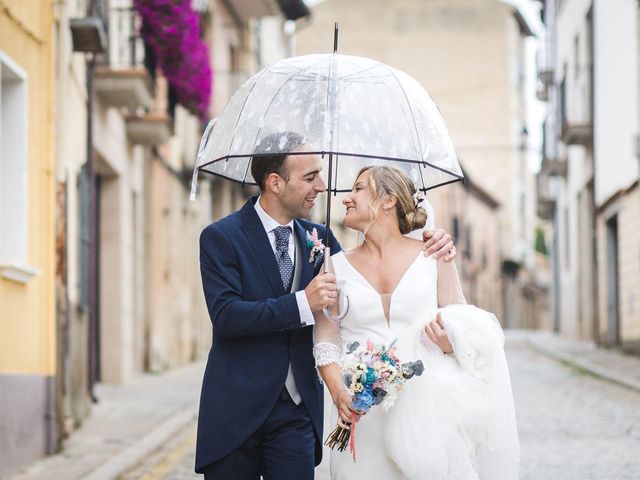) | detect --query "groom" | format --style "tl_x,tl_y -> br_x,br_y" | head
195,132 -> 456,479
